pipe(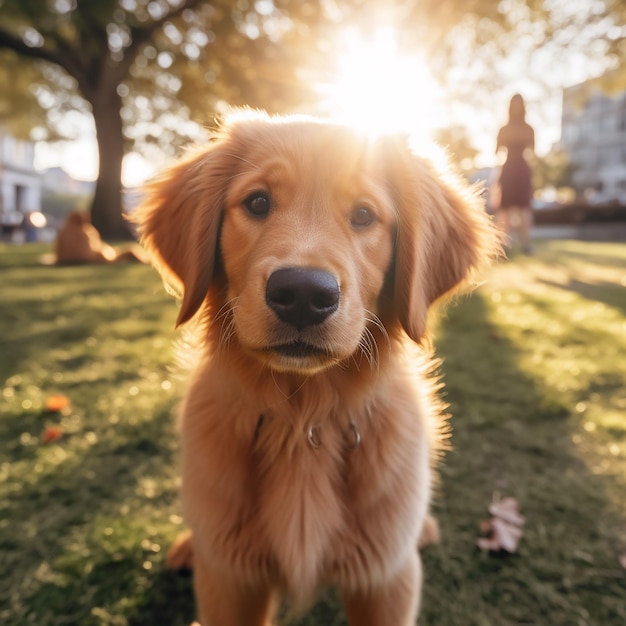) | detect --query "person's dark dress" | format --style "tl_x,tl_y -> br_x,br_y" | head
497,126 -> 534,209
